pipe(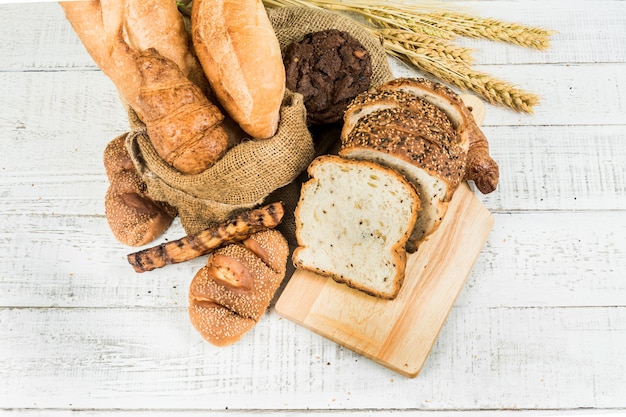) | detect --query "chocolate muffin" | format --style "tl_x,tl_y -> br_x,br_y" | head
283,29 -> 373,125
